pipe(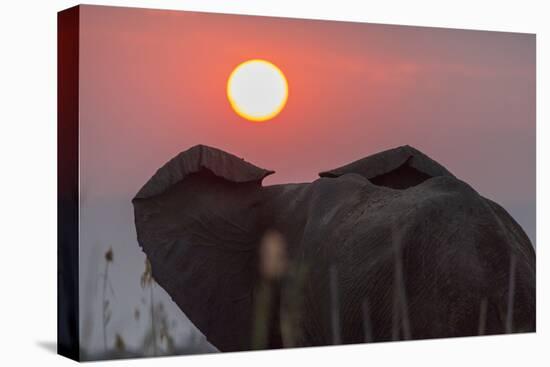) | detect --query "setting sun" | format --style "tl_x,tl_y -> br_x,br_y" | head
227,59 -> 288,122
